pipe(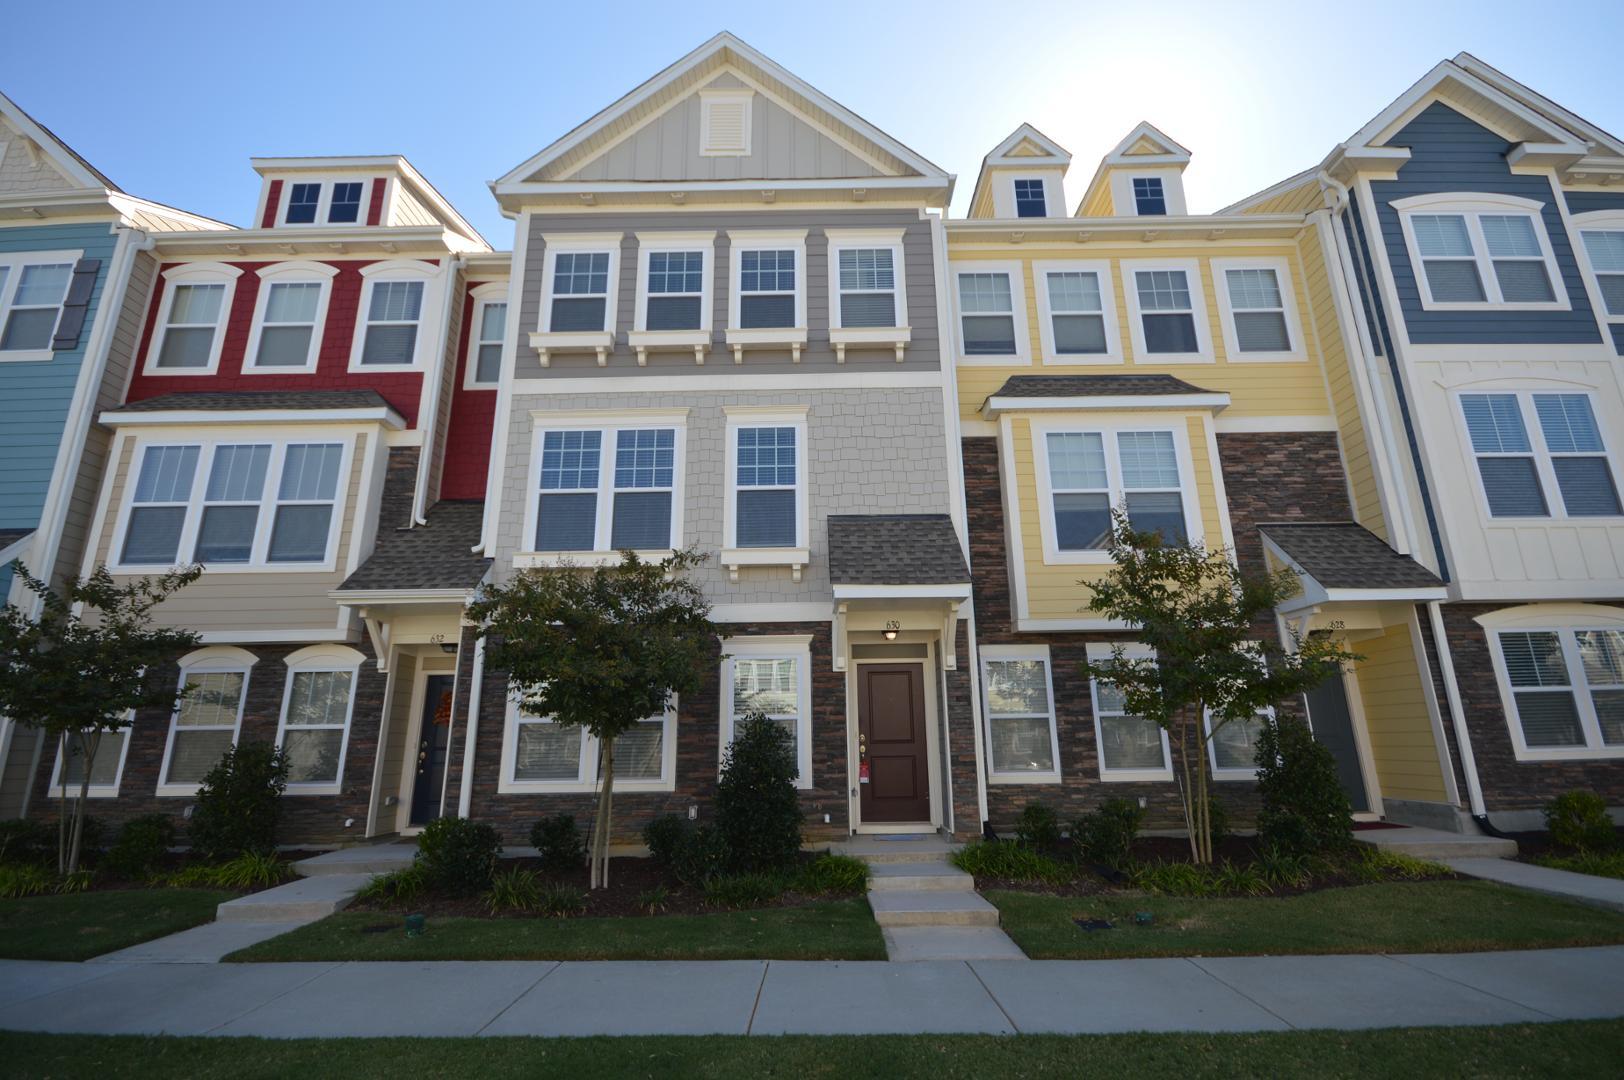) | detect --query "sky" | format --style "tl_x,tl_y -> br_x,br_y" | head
4,0 -> 1622,247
